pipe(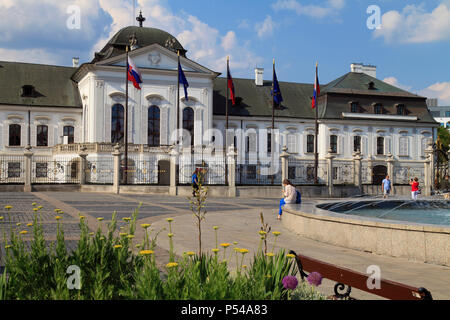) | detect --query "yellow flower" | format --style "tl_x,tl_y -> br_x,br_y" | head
122,217 -> 131,222
99,237 -> 105,241
141,223 -> 151,229
37,206 -> 43,209
233,241 -> 238,245
19,230 -> 28,235
166,218 -> 174,222
286,254 -> 296,259
126,235 -> 135,239
4,205 -> 12,210
272,231 -> 281,236
33,208 -> 38,212
0,216 -> 3,220
266,252 -> 275,257
113,245 -> 122,249
16,223 -> 21,226
220,243 -> 231,248
119,233 -> 128,237
5,245 -> 12,249
97,217 -> 104,221
55,216 -> 62,220
136,244 -> 142,248
89,232 -> 94,236
186,251 -> 195,256
266,275 -> 272,278
234,247 -> 241,252
168,233 -> 174,238
259,230 -> 267,235
139,250 -> 154,256
27,223 -> 33,227
54,209 -> 60,213
166,262 -> 178,268
79,216 -> 85,219
212,248 -> 220,253
32,202 -> 37,206
213,226 -> 219,230
239,248 -> 249,255
242,265 -> 248,269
